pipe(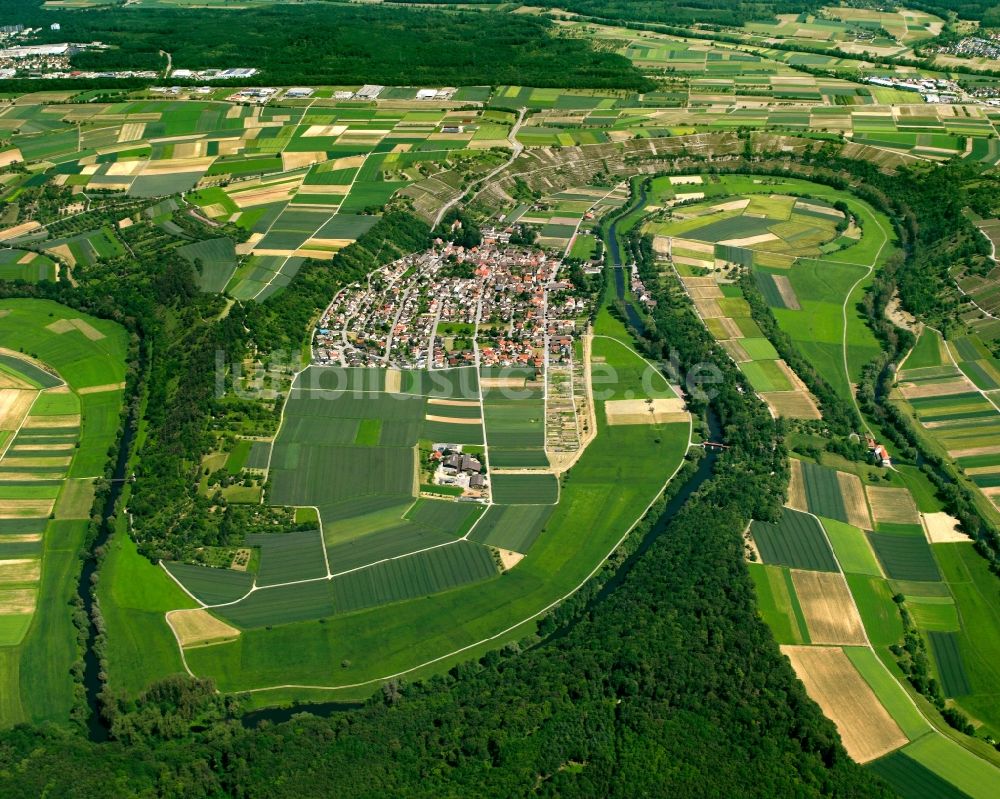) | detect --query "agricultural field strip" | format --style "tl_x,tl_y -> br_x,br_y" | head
938,326 -> 1000,417
248,153 -> 368,302
788,507 -> 989,766
0,358 -> 66,460
173,368 -> 694,691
